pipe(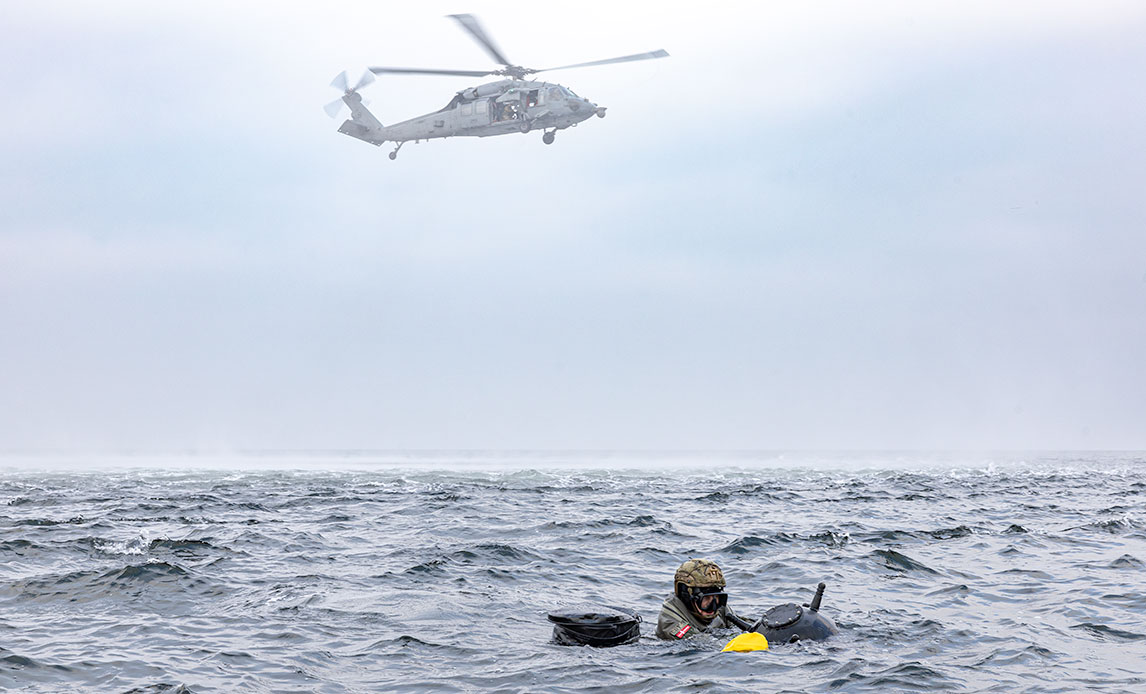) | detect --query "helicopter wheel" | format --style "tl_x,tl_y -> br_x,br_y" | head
542,131 -> 555,145
388,151 -> 397,161
519,120 -> 531,133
